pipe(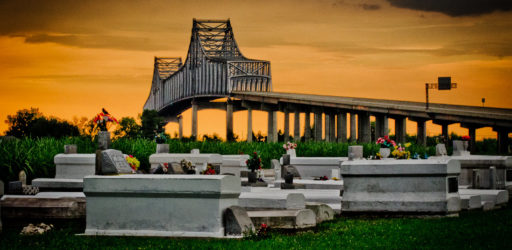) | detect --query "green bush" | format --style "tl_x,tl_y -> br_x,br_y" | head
1,136 -> 506,185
